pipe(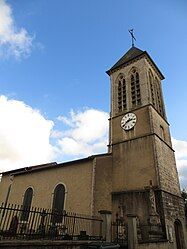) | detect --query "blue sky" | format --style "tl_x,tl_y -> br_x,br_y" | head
0,0 -> 187,188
